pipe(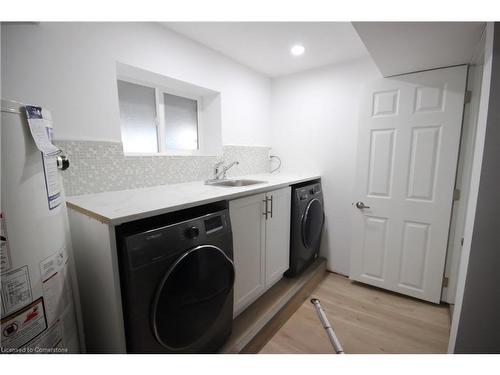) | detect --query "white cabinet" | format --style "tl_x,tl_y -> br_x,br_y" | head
230,193 -> 267,317
265,187 -> 292,288
230,187 -> 291,317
